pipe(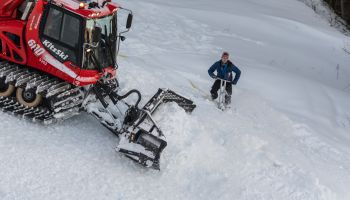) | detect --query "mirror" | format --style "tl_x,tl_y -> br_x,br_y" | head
126,13 -> 133,29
